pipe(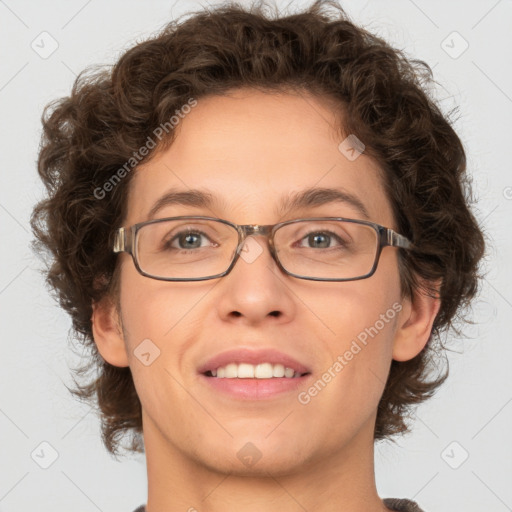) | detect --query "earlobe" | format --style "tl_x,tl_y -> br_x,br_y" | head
91,296 -> 130,367
392,280 -> 441,362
